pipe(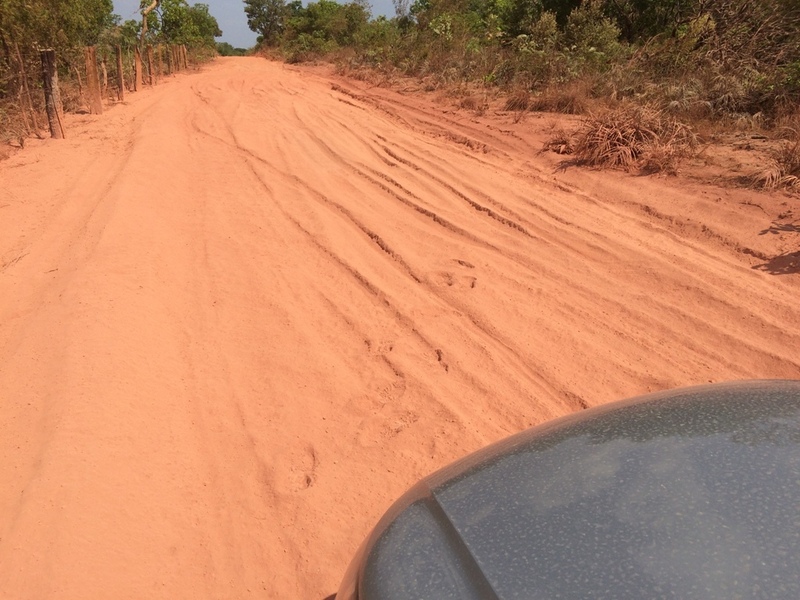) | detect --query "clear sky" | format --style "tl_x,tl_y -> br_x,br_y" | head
112,0 -> 395,49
